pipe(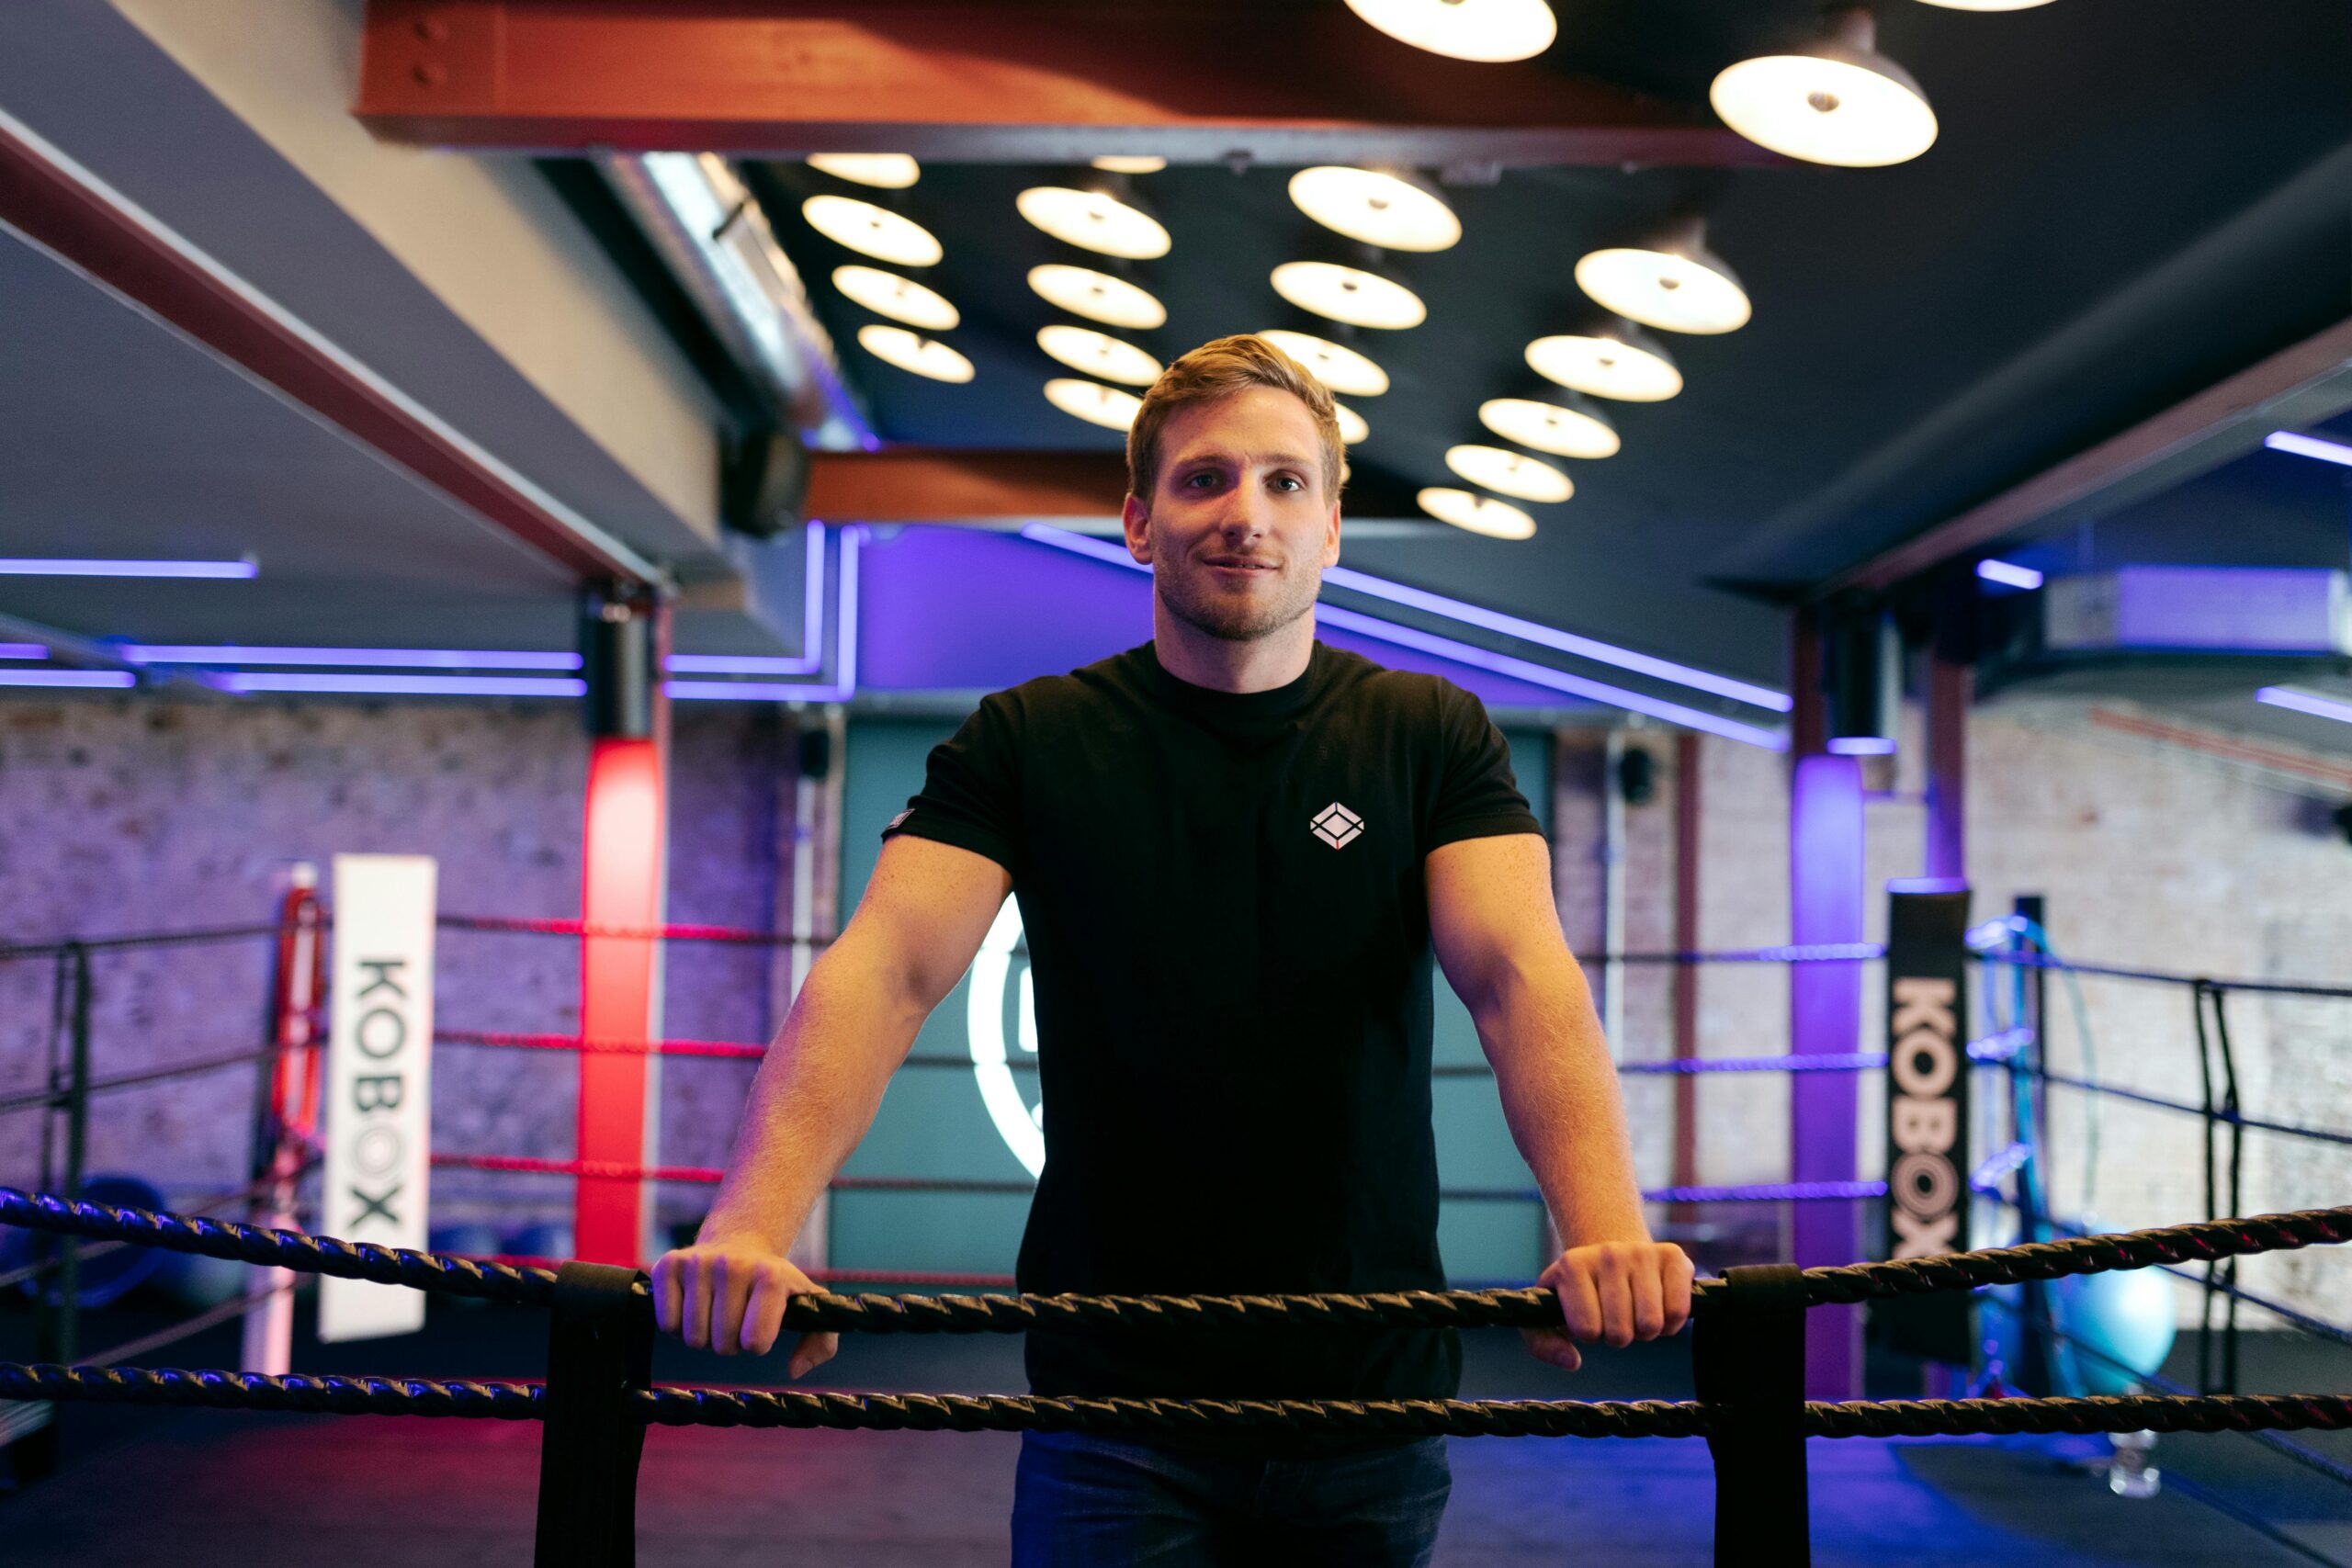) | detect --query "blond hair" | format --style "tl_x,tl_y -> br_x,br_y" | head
1125,333 -> 1348,506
